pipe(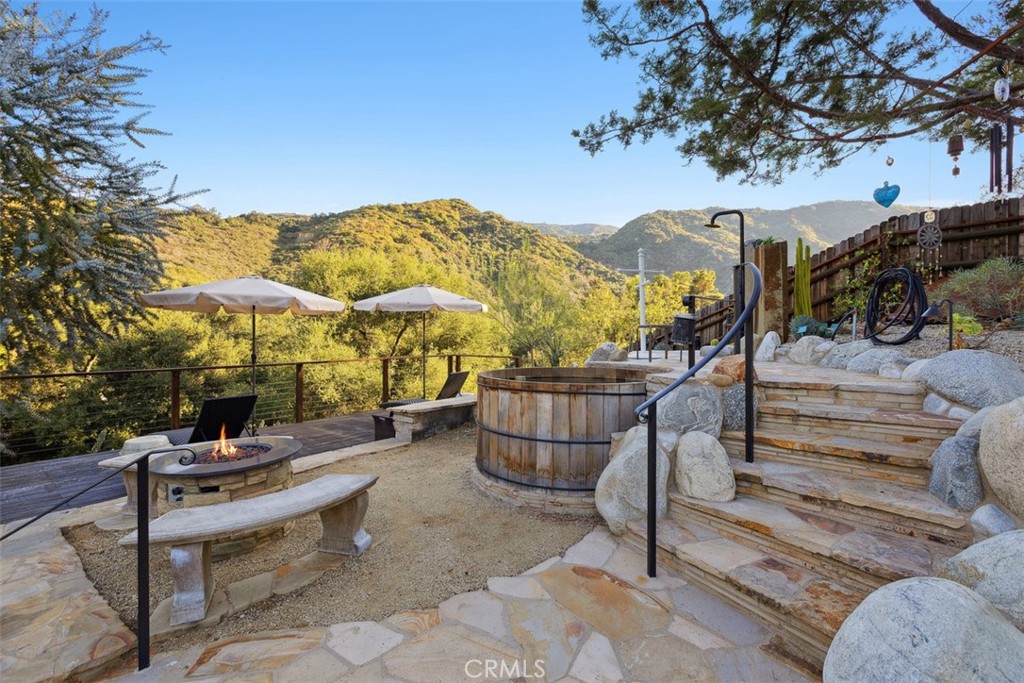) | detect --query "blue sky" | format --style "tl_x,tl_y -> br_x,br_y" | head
40,1 -> 1000,226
